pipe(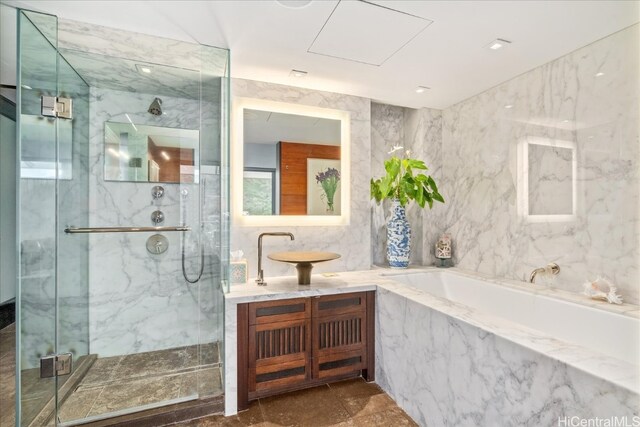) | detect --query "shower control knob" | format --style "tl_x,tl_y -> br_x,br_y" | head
151,210 -> 165,225
146,234 -> 169,255
151,185 -> 165,200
